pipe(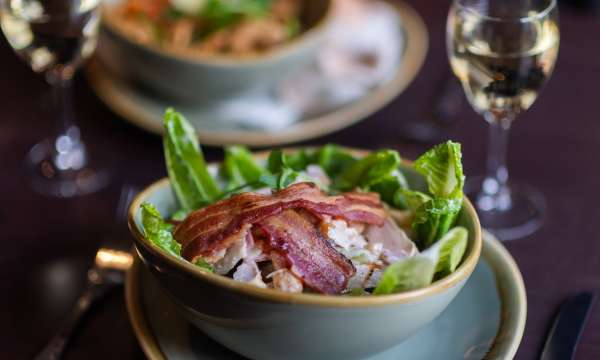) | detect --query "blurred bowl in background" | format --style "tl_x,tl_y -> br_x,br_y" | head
98,0 -> 332,103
